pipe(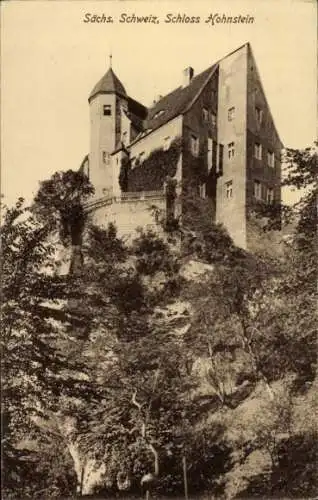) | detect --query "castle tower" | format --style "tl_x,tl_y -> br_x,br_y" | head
88,59 -> 127,198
